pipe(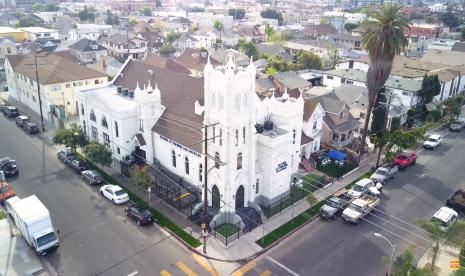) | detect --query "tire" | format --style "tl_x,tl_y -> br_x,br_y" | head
112,199 -> 115,204
137,220 -> 141,226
